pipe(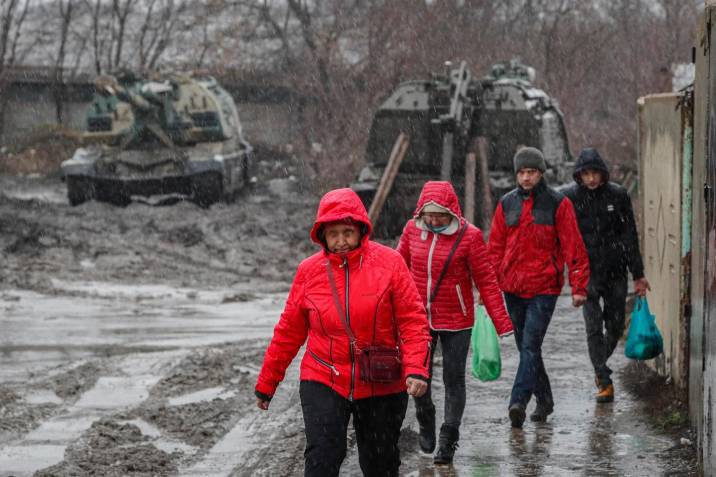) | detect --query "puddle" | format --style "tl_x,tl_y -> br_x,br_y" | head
123,419 -> 198,455
25,414 -> 100,442
75,376 -> 160,409
22,389 -> 62,405
168,386 -> 236,406
0,444 -> 66,475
